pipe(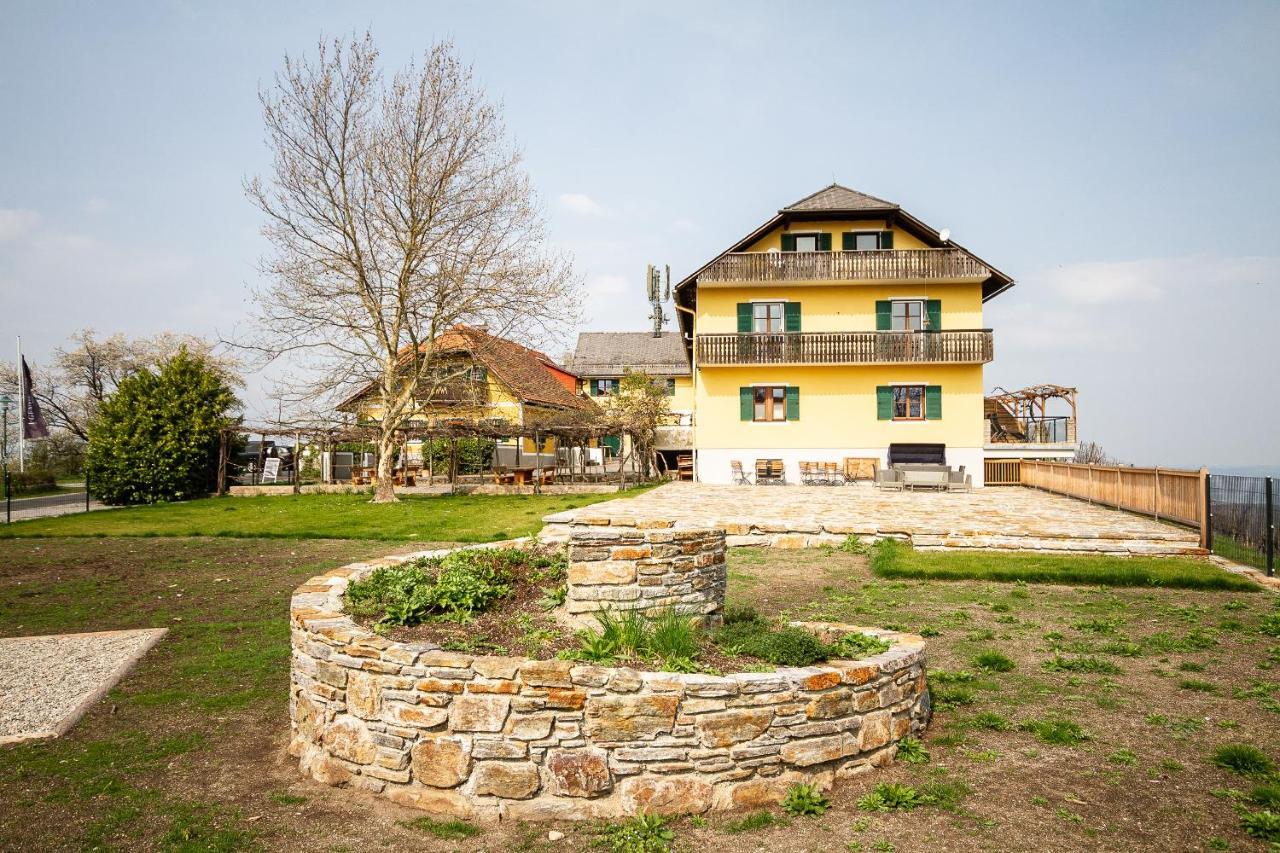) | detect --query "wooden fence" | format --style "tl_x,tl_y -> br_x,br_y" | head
1018,460 -> 1209,545
983,459 -> 1022,486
